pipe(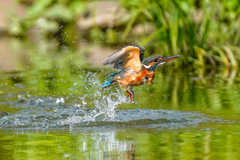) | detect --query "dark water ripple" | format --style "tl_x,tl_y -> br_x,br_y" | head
0,95 -> 227,130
